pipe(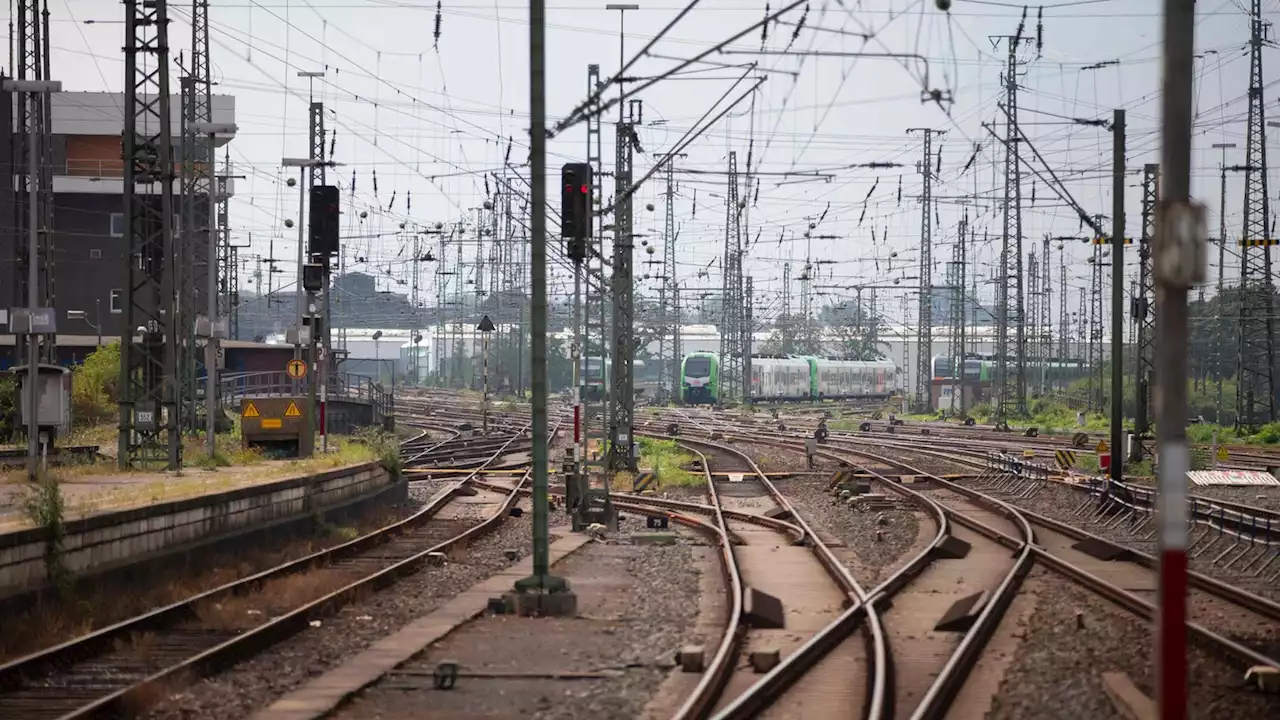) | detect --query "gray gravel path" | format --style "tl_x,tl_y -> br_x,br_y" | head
143,510 -> 540,720
774,474 -> 922,584
988,566 -> 1280,720
336,526 -> 703,720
